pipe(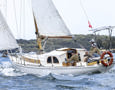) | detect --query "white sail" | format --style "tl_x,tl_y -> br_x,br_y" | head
0,11 -> 19,50
0,0 -> 7,18
32,0 -> 72,37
